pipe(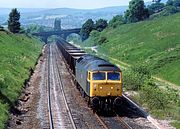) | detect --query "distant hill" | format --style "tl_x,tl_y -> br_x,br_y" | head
0,8 -> 47,15
0,8 -> 47,24
0,0 -> 169,28
0,6 -> 128,29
